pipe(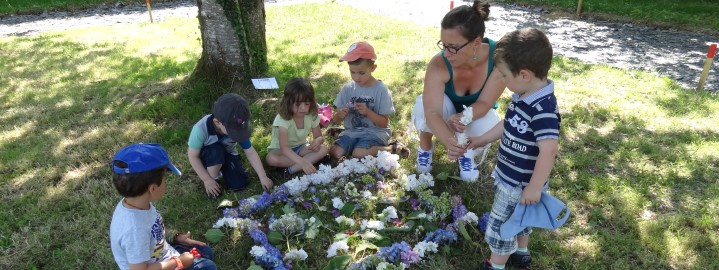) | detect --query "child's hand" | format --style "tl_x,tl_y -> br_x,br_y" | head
308,137 -> 324,151
520,185 -> 542,205
334,108 -> 349,121
176,231 -> 207,247
260,176 -> 274,192
202,179 -> 222,198
445,136 -> 466,160
300,160 -> 317,174
468,135 -> 488,149
354,102 -> 369,115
